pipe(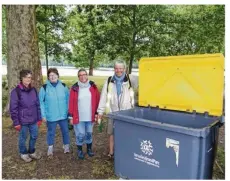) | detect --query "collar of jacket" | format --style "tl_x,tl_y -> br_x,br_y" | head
71,80 -> 96,91
46,79 -> 62,86
111,74 -> 129,83
17,83 -> 33,91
